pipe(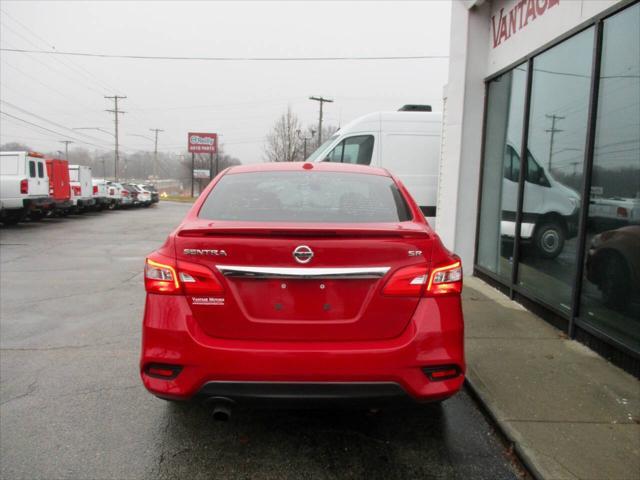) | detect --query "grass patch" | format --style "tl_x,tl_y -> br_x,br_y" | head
161,195 -> 197,203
